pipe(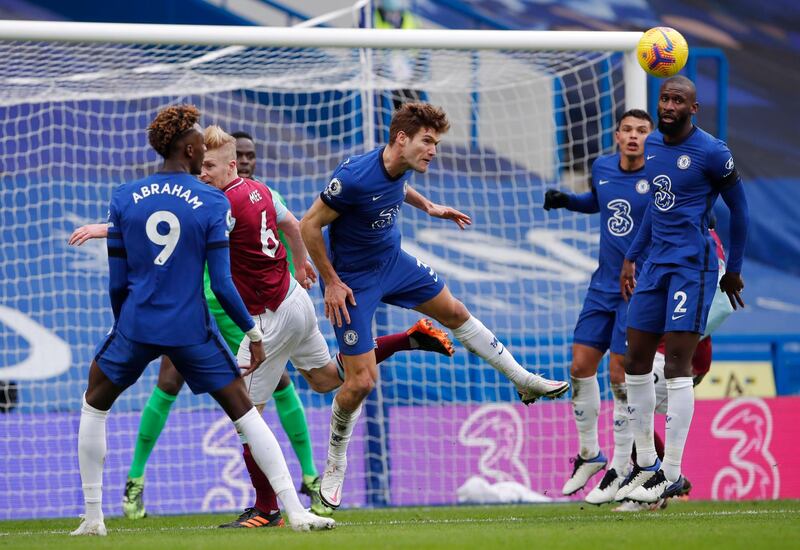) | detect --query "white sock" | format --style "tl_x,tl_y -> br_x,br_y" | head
233,407 -> 303,516
328,397 -> 362,464
571,375 -> 600,459
625,373 -> 657,468
78,394 -> 108,522
664,377 -> 695,482
610,383 -> 634,474
452,315 -> 529,388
